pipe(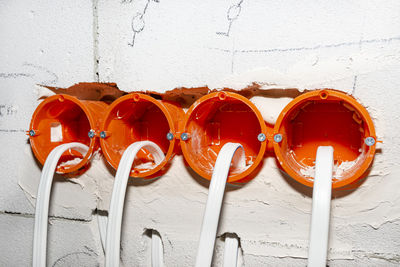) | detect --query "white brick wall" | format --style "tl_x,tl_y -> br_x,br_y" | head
1,0 -> 400,265
0,1 -> 100,265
